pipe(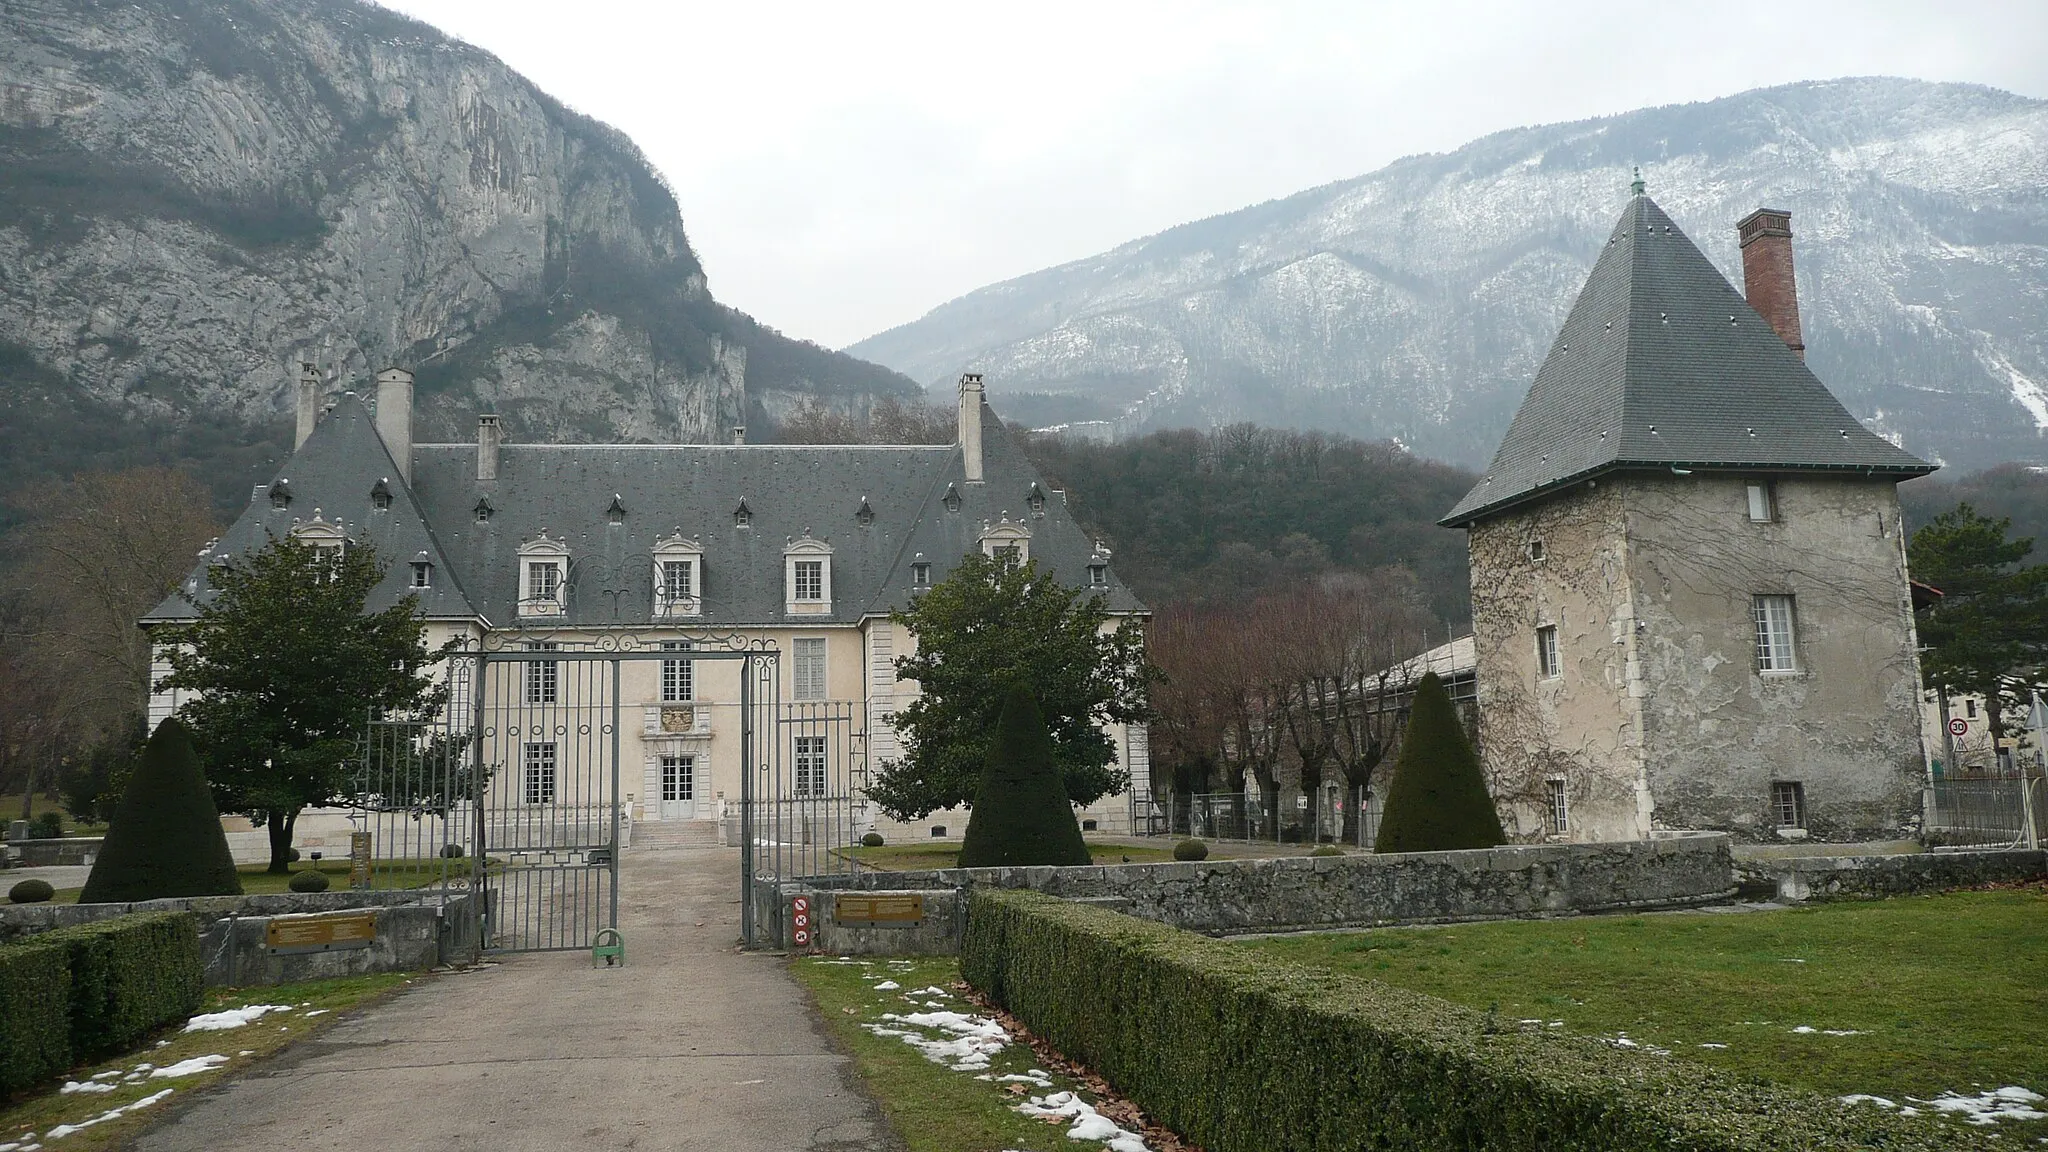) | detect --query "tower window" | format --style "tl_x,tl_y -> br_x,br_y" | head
1546,779 -> 1569,835
1527,539 -> 1546,562
1752,594 -> 1798,672
1746,481 -> 1777,523
1536,625 -> 1561,680
1771,781 -> 1805,828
